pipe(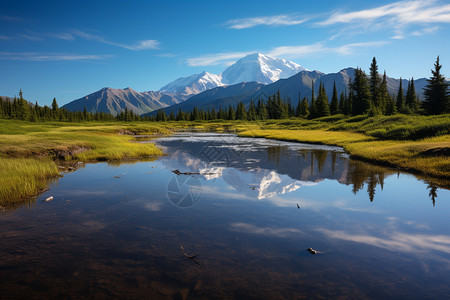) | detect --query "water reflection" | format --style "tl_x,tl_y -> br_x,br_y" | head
1,132 -> 450,299
153,133 -> 437,204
